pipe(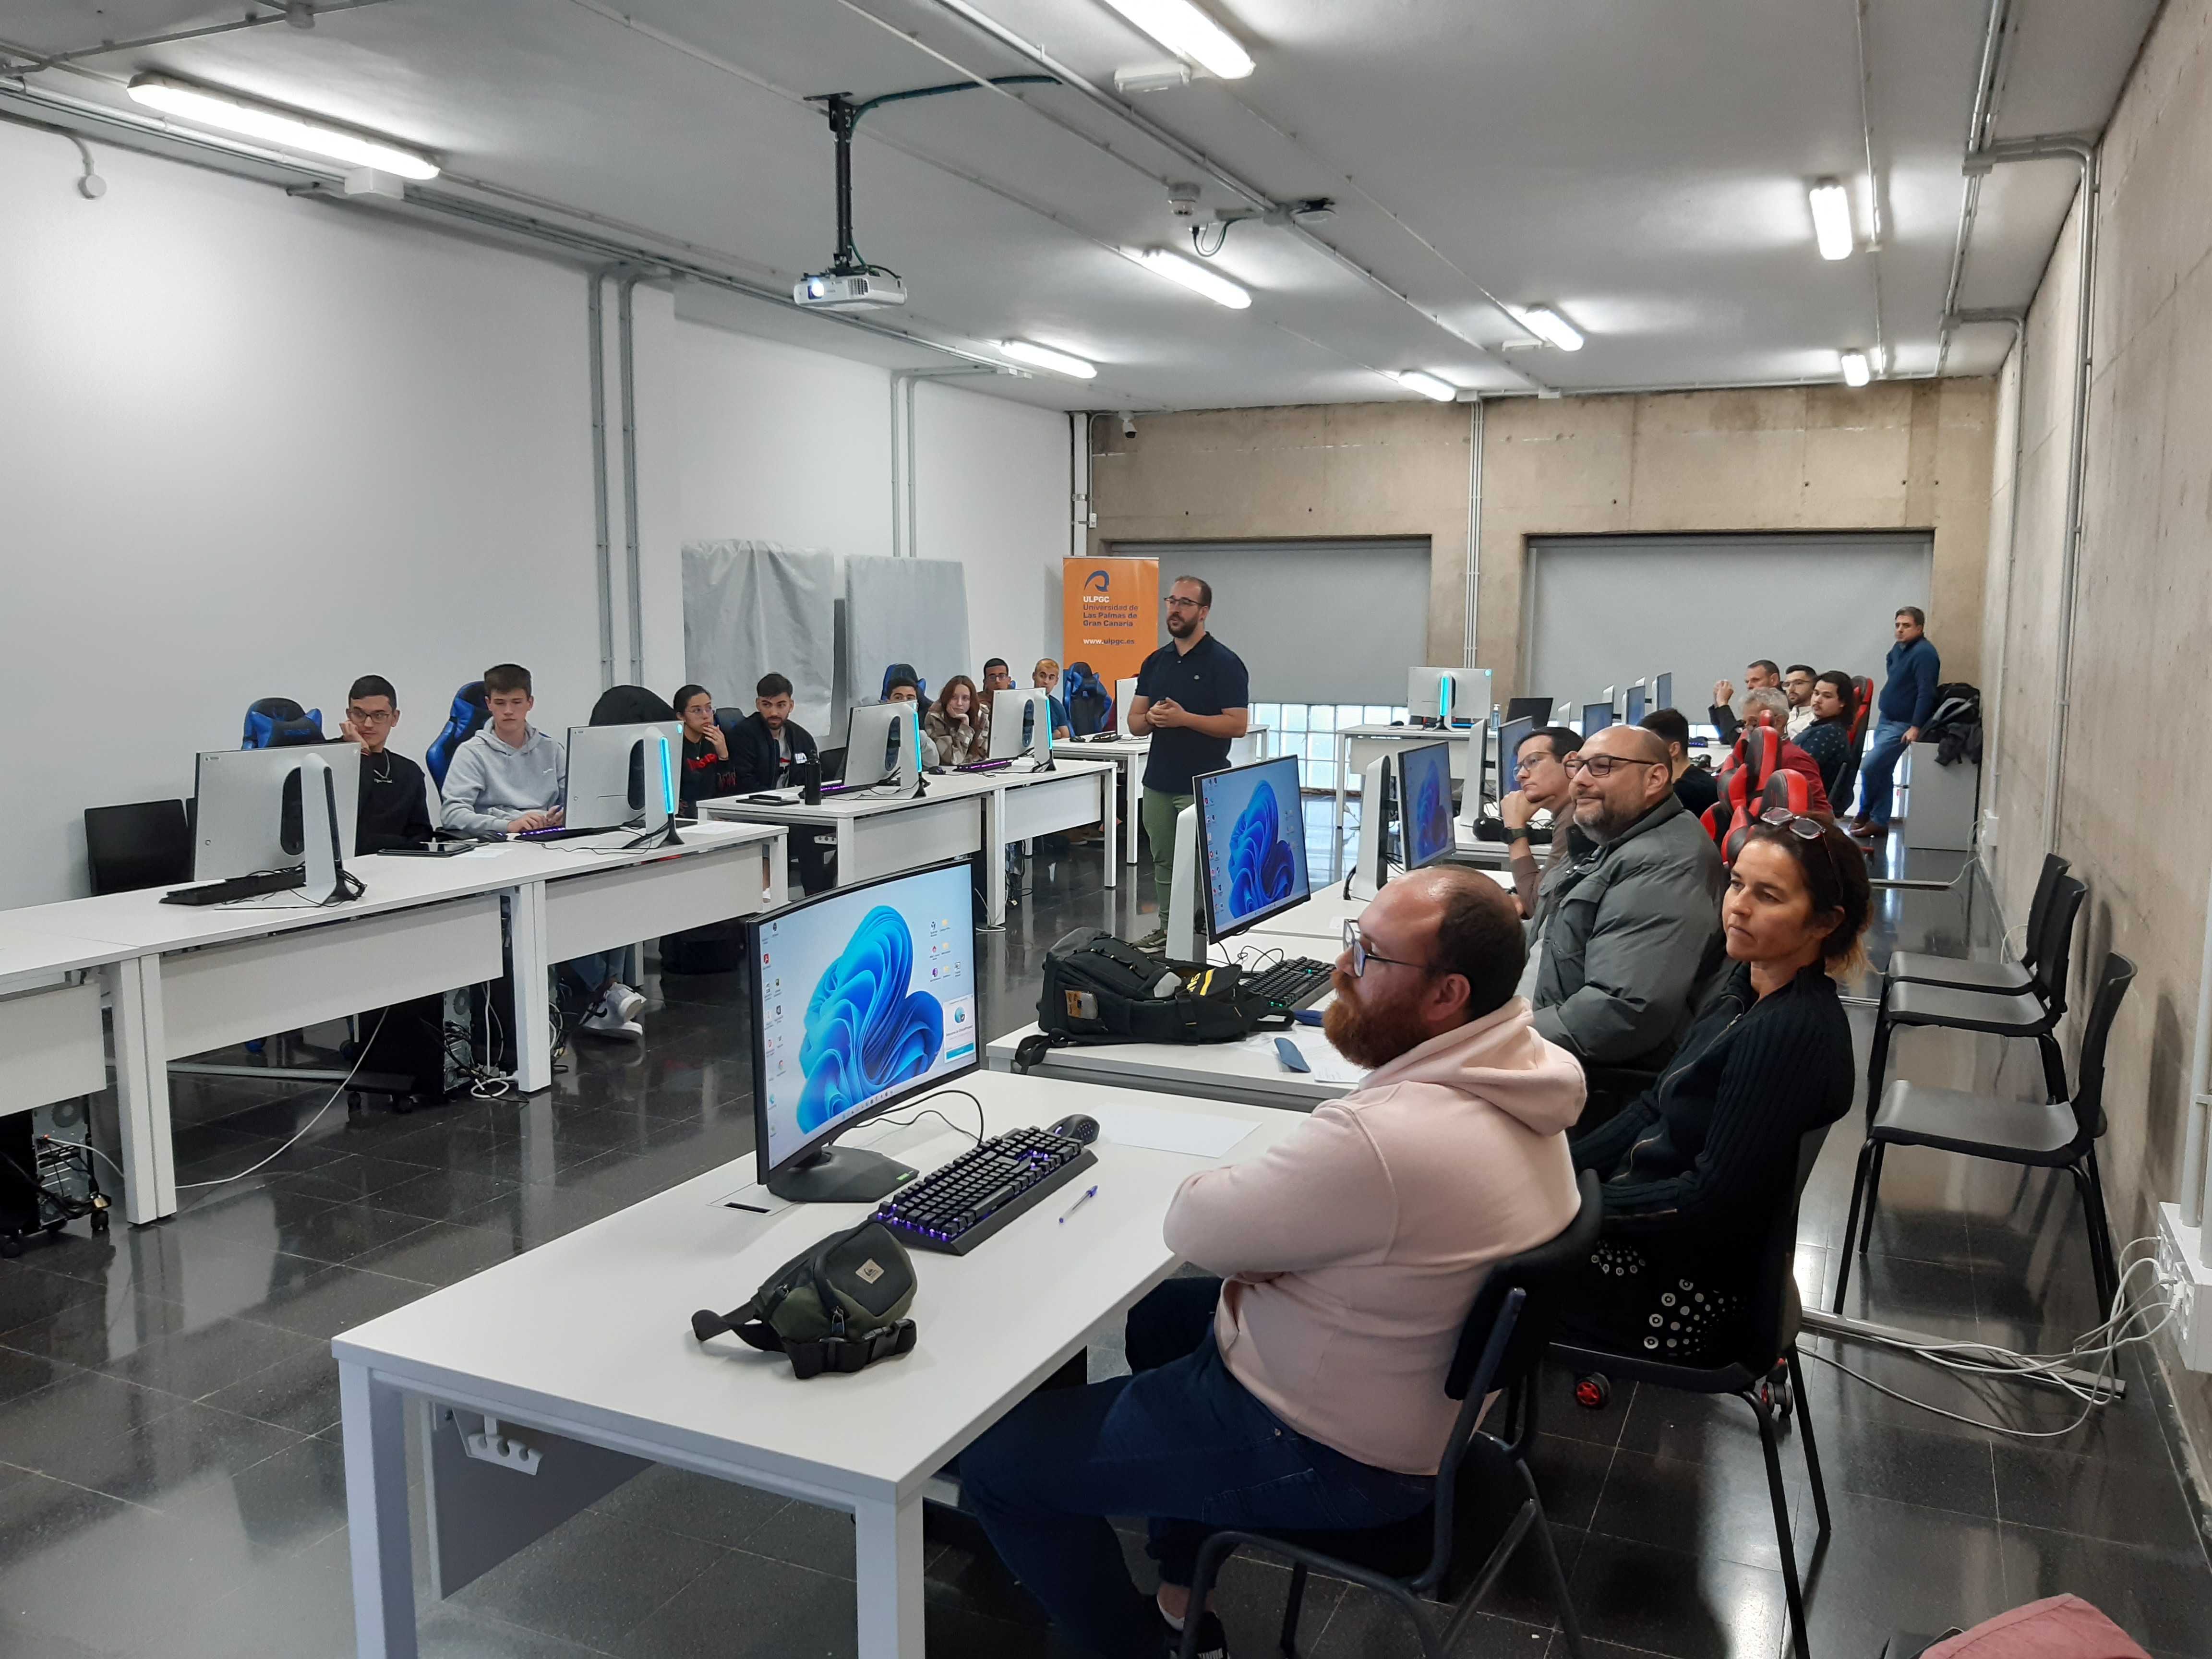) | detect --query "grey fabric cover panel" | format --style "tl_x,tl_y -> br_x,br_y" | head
1114,539 -> 1431,703
682,541 -> 838,736
842,555 -> 973,709
1522,533 -> 1934,710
